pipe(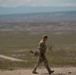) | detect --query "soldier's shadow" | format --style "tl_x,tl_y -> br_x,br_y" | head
40,73 -> 65,75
